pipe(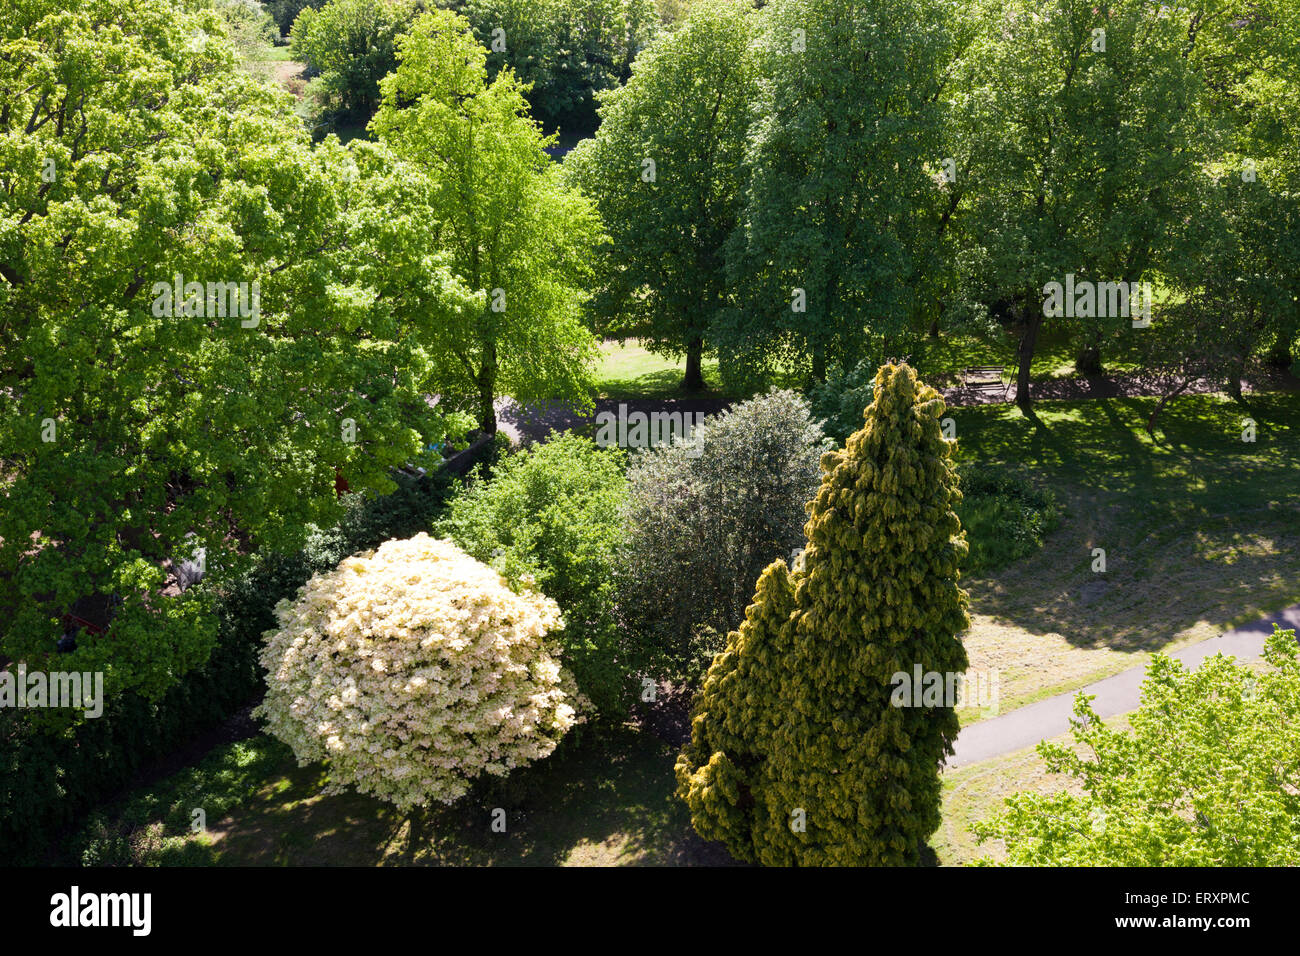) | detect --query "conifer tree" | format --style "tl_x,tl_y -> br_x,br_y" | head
676,363 -> 969,865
